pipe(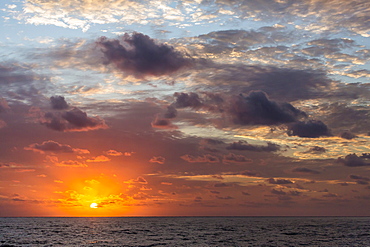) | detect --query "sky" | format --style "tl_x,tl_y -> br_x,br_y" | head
0,0 -> 369,217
